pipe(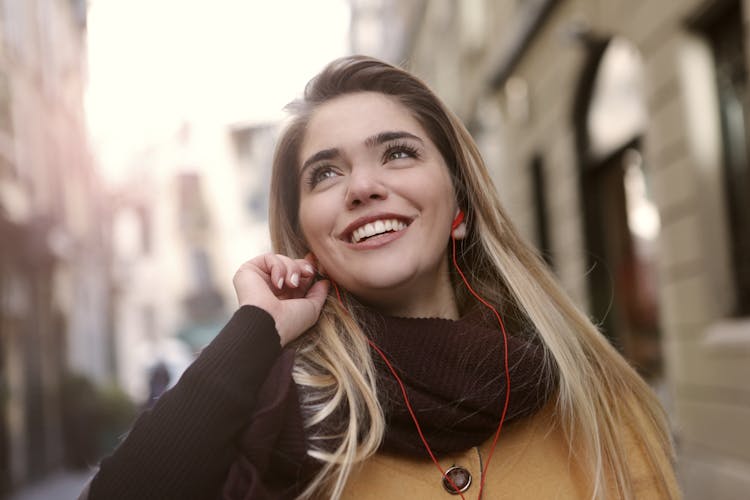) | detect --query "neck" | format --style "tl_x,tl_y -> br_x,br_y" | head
372,293 -> 459,319
358,260 -> 460,319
